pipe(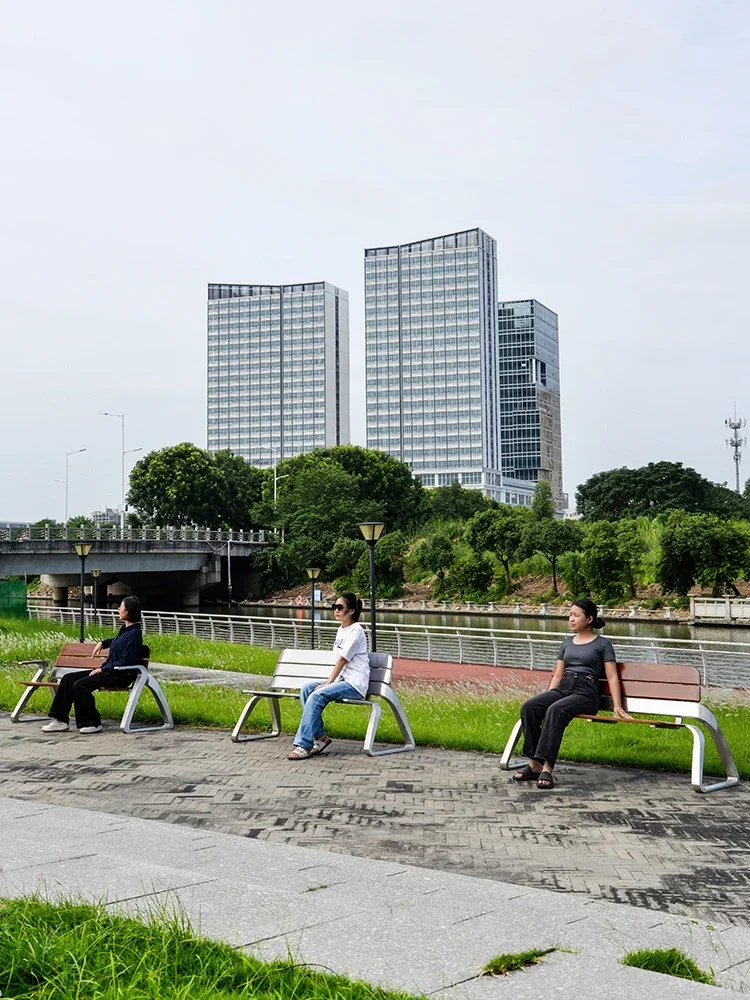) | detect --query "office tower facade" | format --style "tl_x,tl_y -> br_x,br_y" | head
207,281 -> 349,466
365,228 -> 504,500
497,299 -> 565,506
